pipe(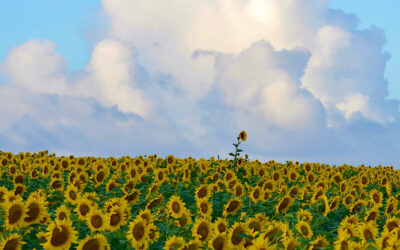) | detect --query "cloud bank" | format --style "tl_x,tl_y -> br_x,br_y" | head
0,0 -> 399,167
